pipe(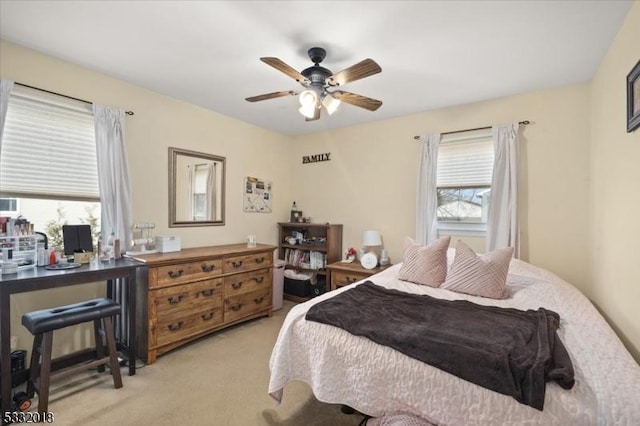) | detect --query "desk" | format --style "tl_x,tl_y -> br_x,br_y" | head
0,258 -> 142,418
